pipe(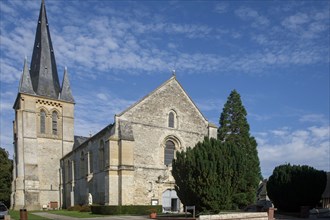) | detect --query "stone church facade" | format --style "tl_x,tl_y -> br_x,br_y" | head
11,1 -> 217,211
61,76 -> 217,210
